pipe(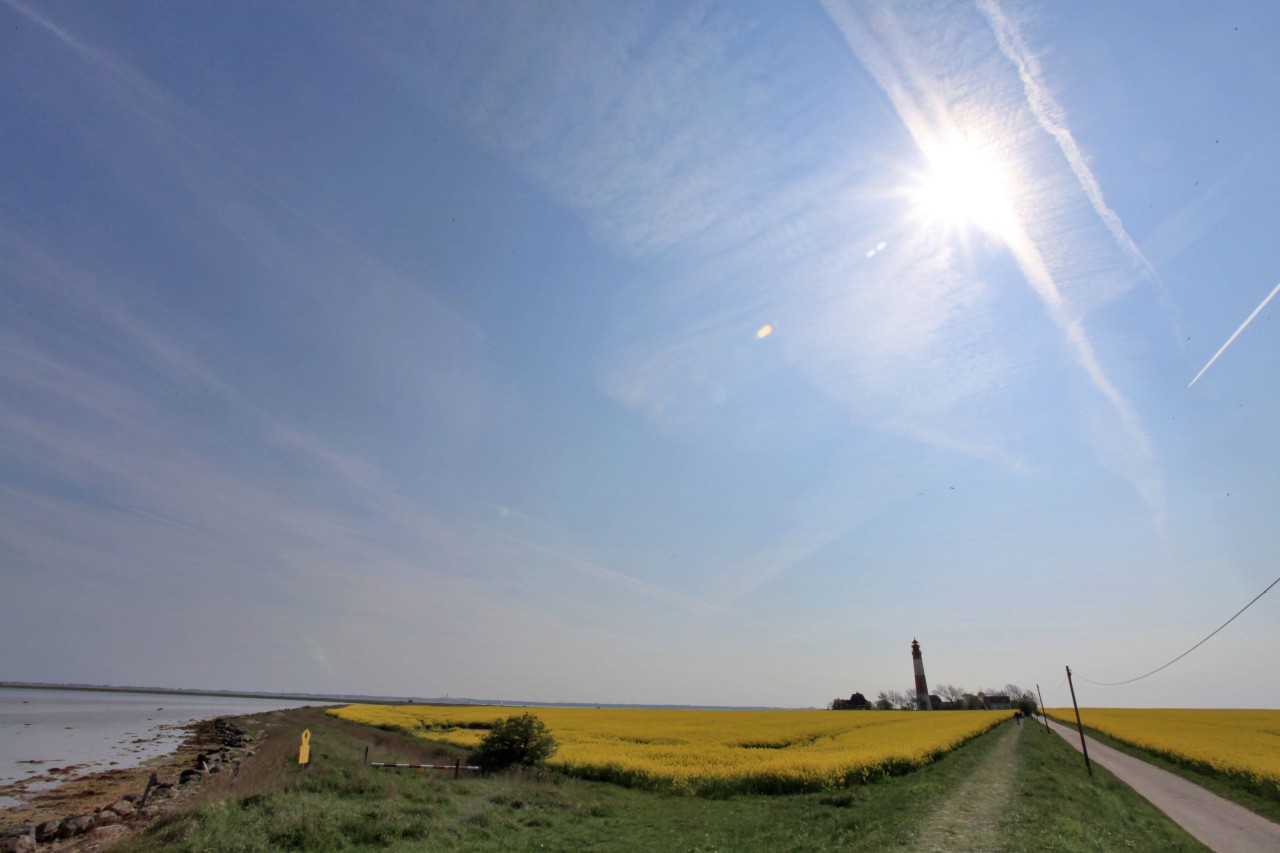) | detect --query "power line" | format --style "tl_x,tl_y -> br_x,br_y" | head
1042,673 -> 1068,695
1081,575 -> 1280,687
